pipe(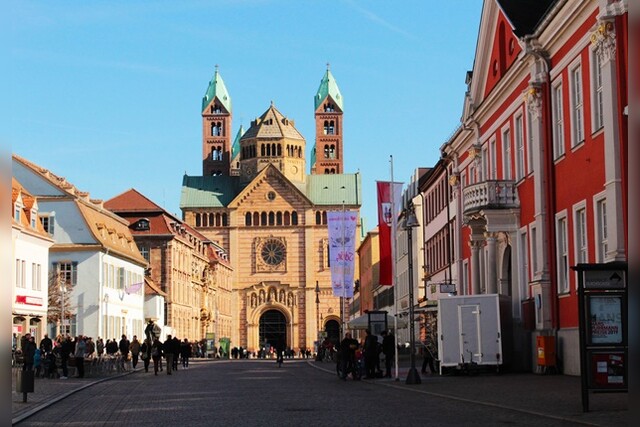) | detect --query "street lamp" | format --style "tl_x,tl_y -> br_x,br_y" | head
403,205 -> 421,385
315,281 -> 322,361
59,273 -> 67,336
